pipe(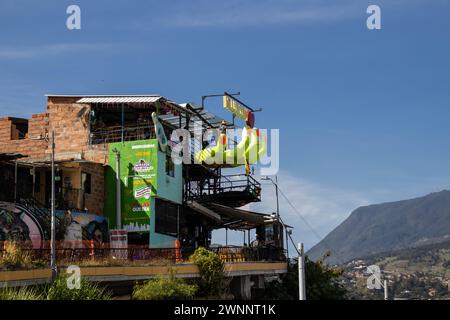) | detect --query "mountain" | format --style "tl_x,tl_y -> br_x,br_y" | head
307,190 -> 450,265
